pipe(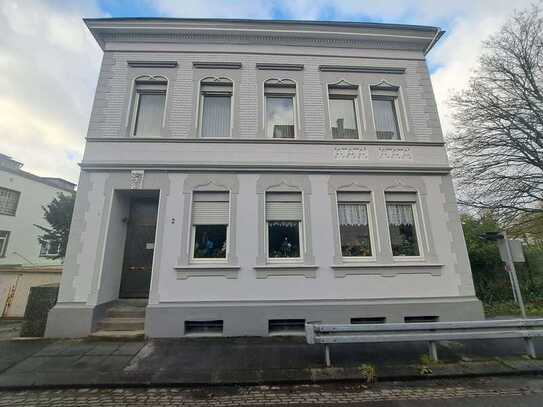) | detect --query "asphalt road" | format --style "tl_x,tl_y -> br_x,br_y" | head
1,375 -> 542,406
